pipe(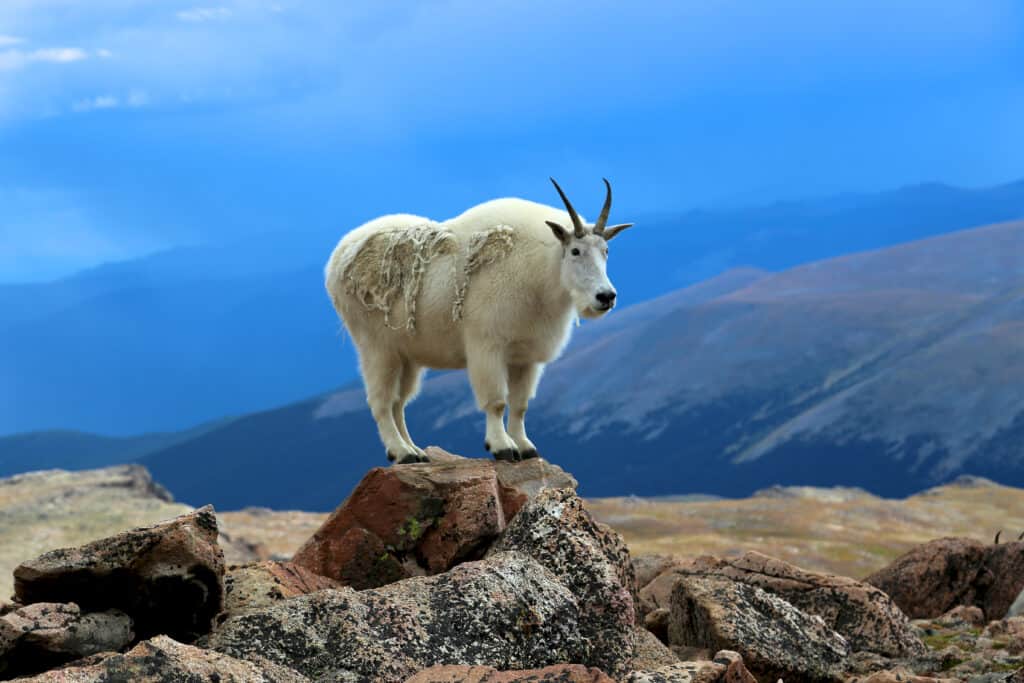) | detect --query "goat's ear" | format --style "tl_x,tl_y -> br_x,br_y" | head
546,221 -> 571,245
603,223 -> 634,241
